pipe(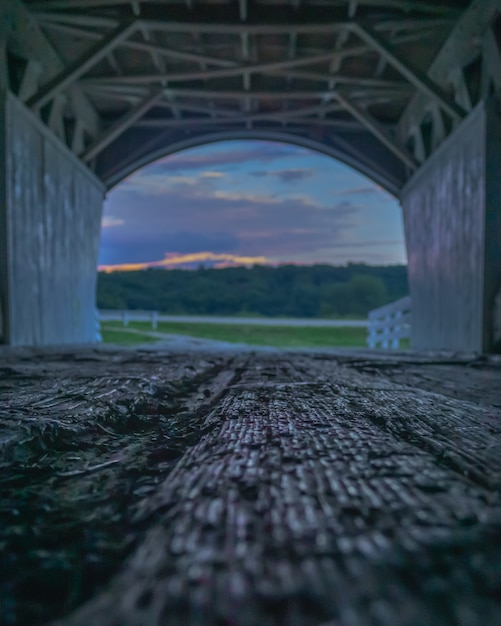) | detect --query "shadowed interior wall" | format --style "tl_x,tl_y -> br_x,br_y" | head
0,91 -> 104,346
401,99 -> 501,353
